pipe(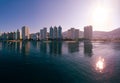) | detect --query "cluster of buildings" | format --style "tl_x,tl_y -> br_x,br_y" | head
30,26 -> 62,40
49,26 -> 62,40
62,28 -> 80,40
0,29 -> 20,40
0,25 -> 93,41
